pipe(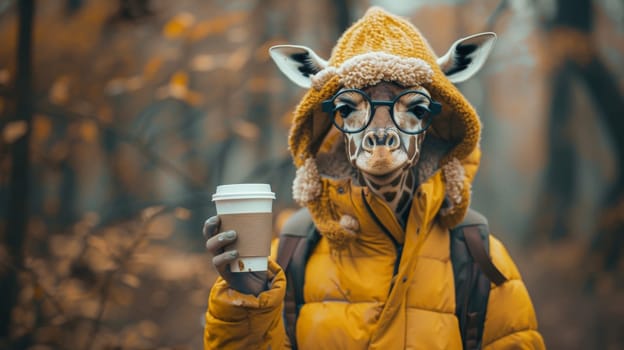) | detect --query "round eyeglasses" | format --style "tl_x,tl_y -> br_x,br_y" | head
321,89 -> 442,135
